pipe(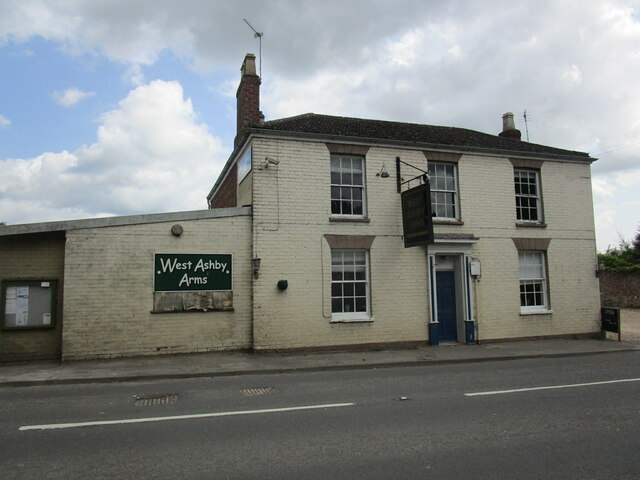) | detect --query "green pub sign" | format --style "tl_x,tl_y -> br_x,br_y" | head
154,254 -> 232,292
401,183 -> 434,248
